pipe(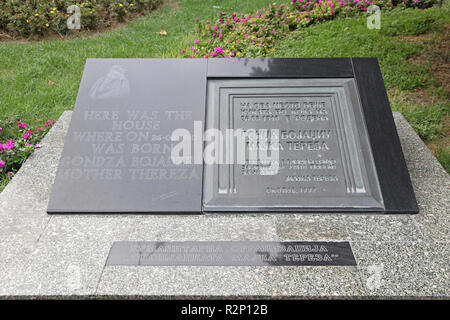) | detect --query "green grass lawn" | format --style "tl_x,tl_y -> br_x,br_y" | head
272,4 -> 449,170
0,0 -> 449,191
0,0 -> 272,138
